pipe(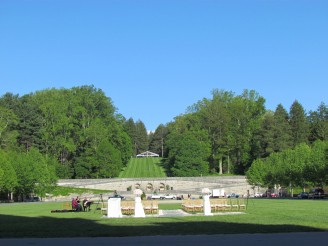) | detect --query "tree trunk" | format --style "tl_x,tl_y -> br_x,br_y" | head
227,154 -> 230,174
219,157 -> 223,175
